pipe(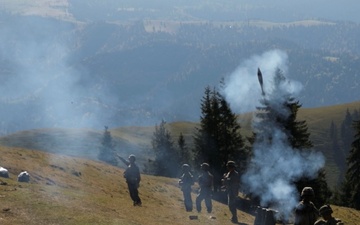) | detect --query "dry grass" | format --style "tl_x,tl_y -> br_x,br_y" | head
0,146 -> 257,225
1,147 -> 359,225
